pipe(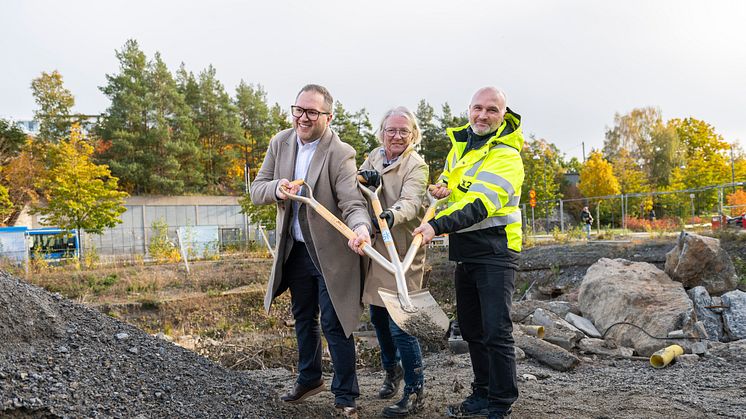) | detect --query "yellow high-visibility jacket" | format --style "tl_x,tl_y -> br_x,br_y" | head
430,108 -> 525,266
